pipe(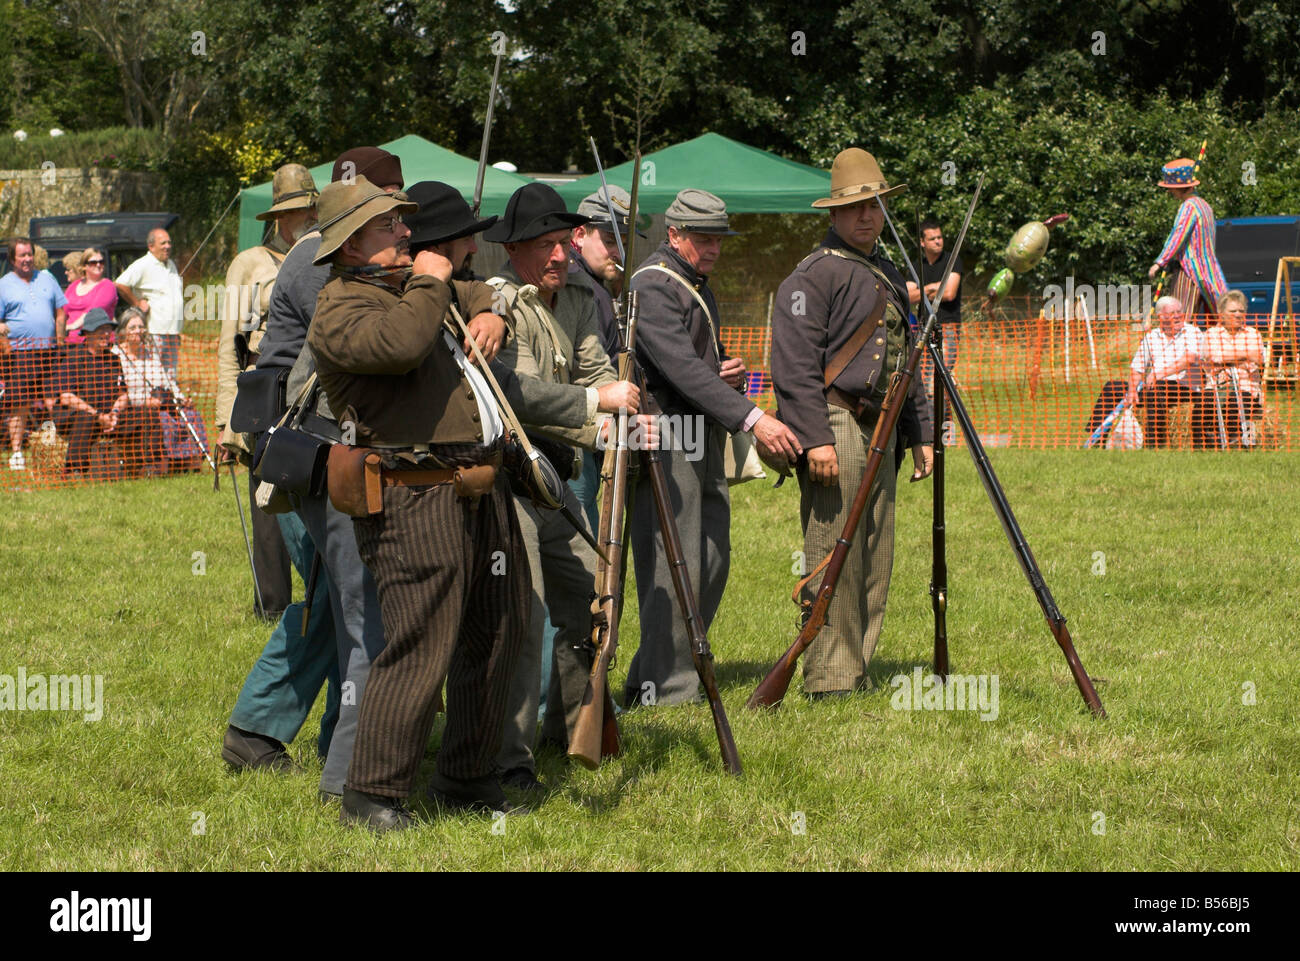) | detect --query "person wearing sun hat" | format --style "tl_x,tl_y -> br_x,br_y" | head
1148,156 -> 1227,320
216,163 -> 321,622
307,173 -> 530,831
768,147 -> 935,699
621,188 -> 802,709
